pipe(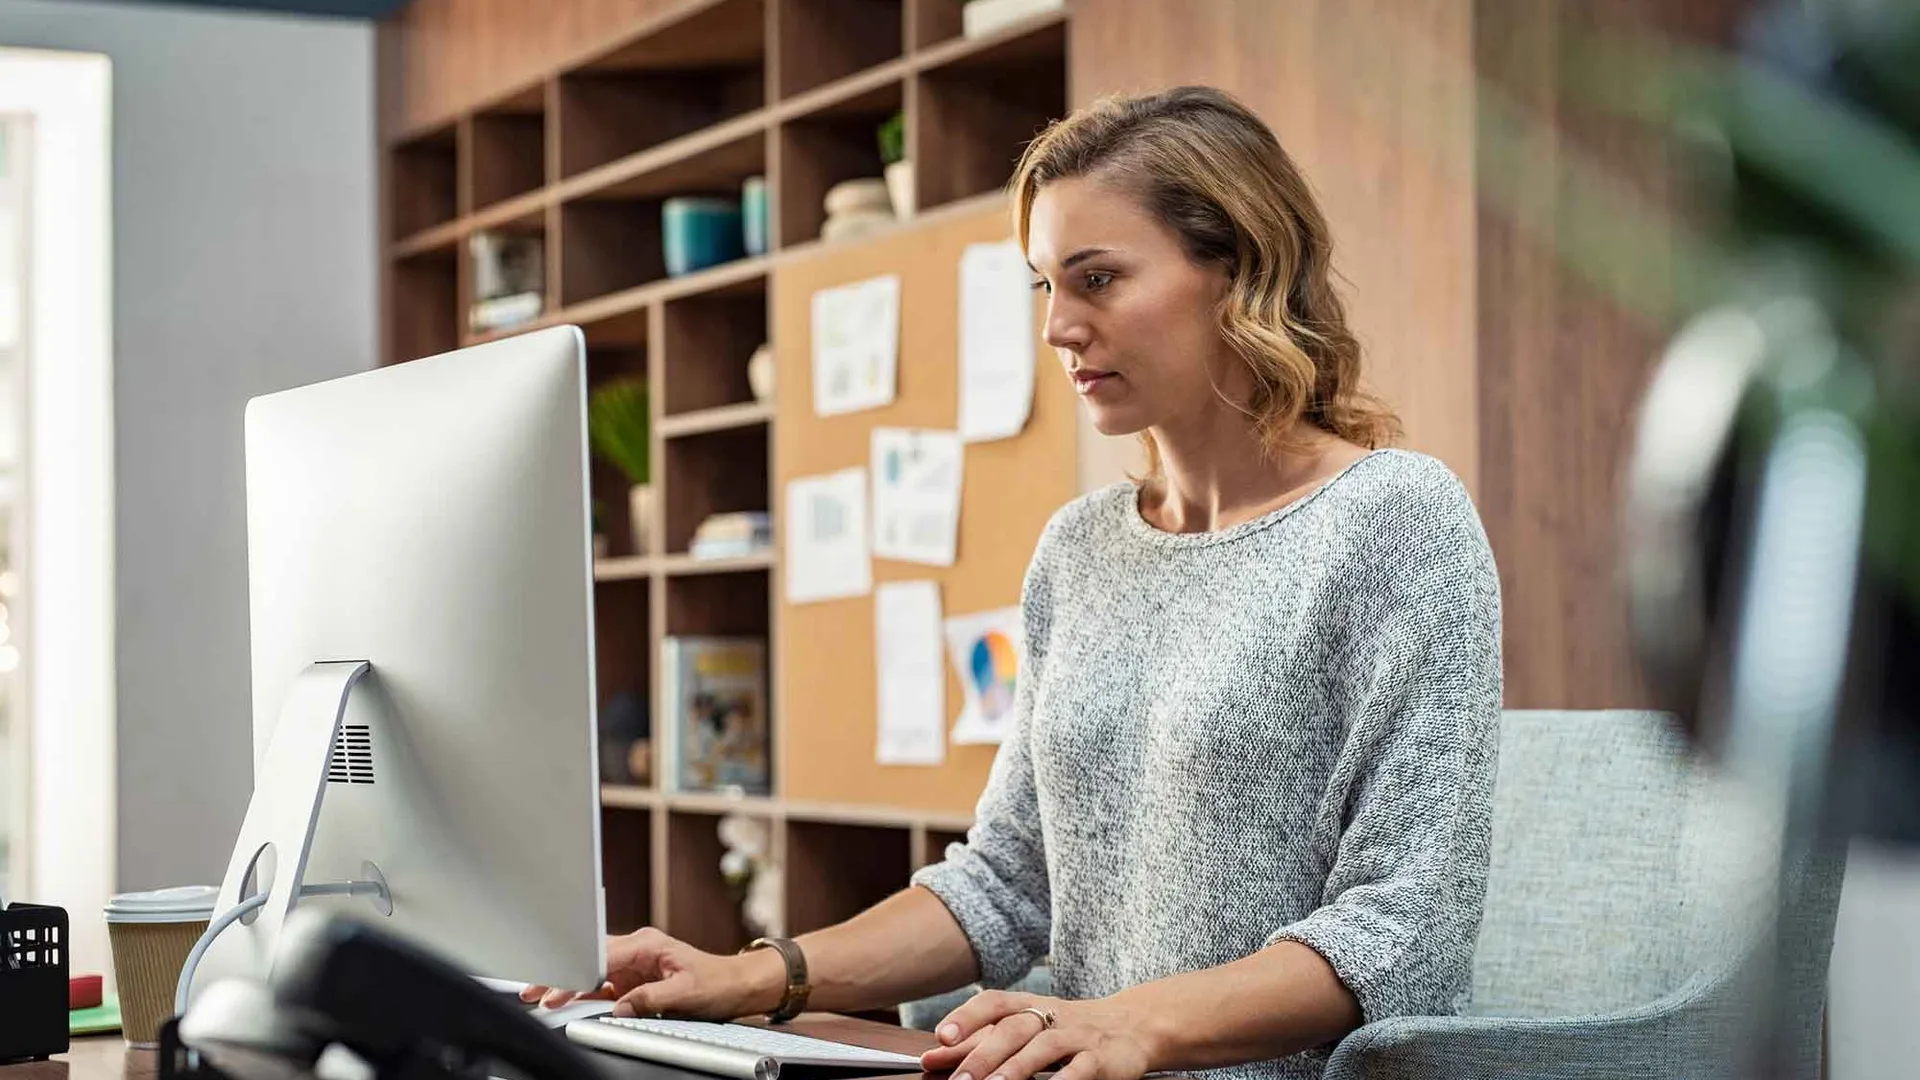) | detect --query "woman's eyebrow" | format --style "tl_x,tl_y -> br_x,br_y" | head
1028,247 -> 1117,275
